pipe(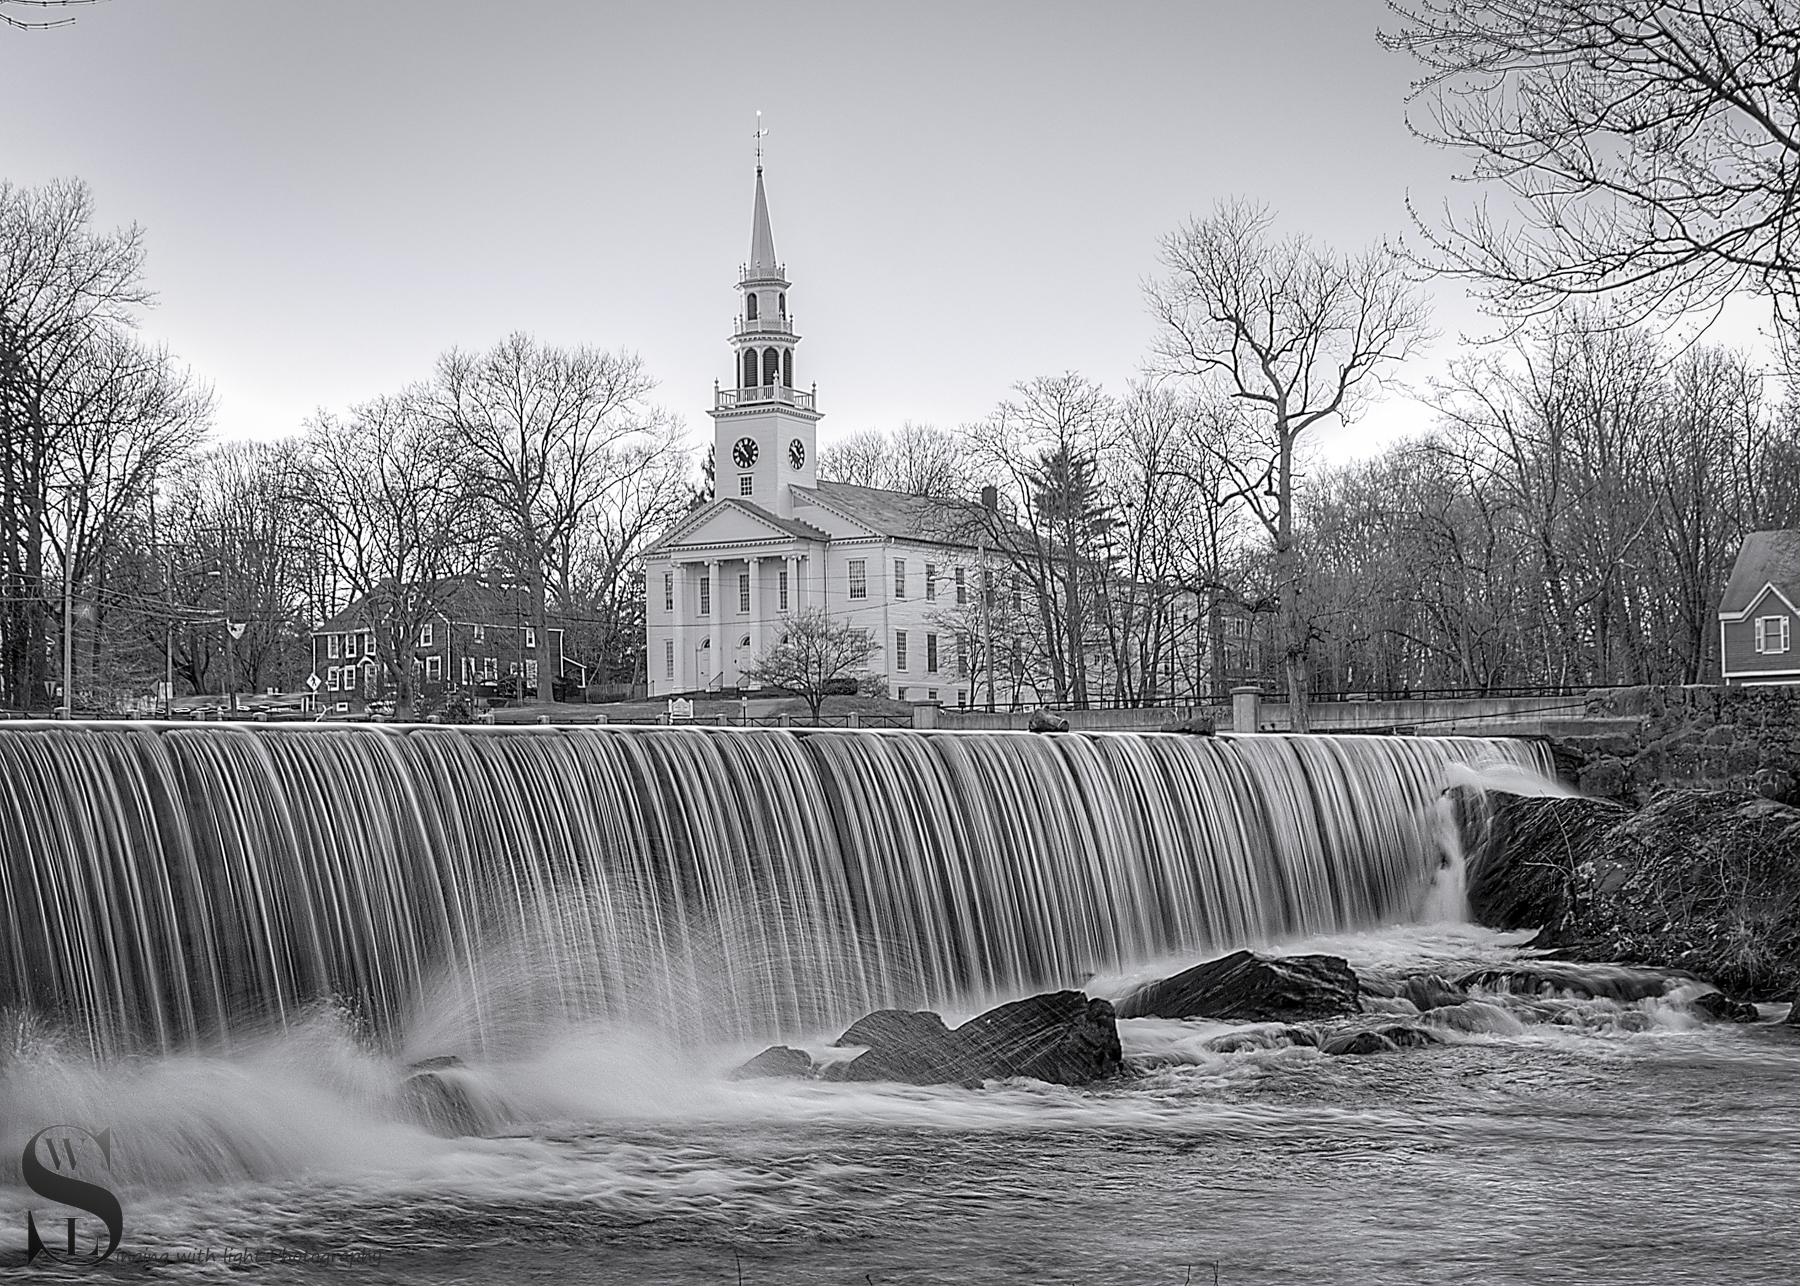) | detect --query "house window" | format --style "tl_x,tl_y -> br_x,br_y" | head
364,633 -> 375,656
461,656 -> 475,683
955,567 -> 967,605
664,573 -> 674,613
473,623 -> 485,642
700,575 -> 711,615
894,559 -> 906,599
928,689 -> 937,701
739,573 -> 751,613
779,568 -> 789,611
848,559 -> 866,599
326,667 -> 339,691
1756,614 -> 1793,654
419,622 -> 433,647
740,475 -> 753,496
895,630 -> 908,671
327,634 -> 339,659
927,633 -> 939,673
957,636 -> 967,676
482,656 -> 497,680
1009,576 -> 1021,612
526,659 -> 538,682
925,563 -> 937,601
665,639 -> 675,678
426,655 -> 442,681
526,627 -> 537,649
